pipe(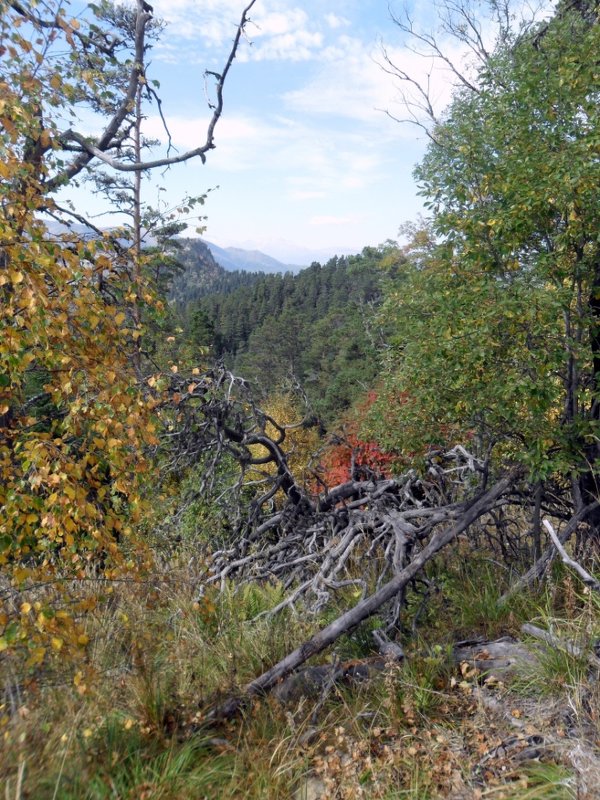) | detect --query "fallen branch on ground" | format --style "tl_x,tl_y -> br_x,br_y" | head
521,622 -> 600,671
208,471 -> 520,718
